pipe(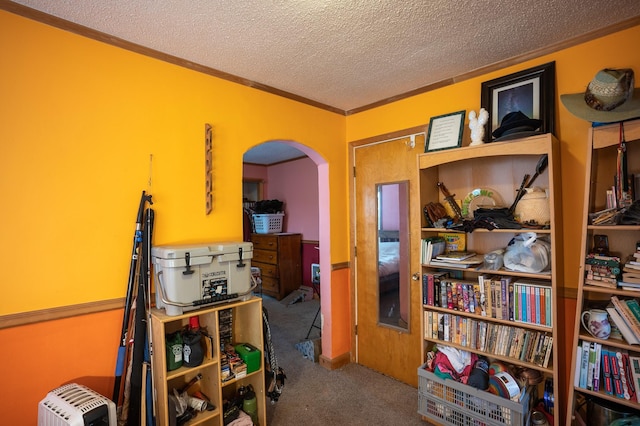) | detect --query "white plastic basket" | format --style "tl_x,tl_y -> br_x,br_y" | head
418,365 -> 529,426
253,213 -> 284,234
